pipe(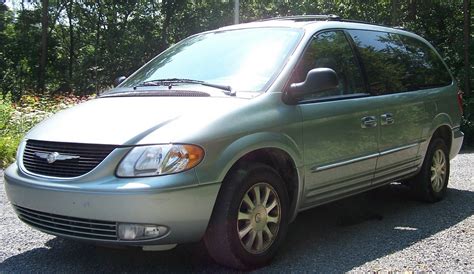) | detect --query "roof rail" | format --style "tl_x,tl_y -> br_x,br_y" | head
393,26 -> 406,30
258,14 -> 341,22
340,19 -> 403,30
256,15 -> 404,31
